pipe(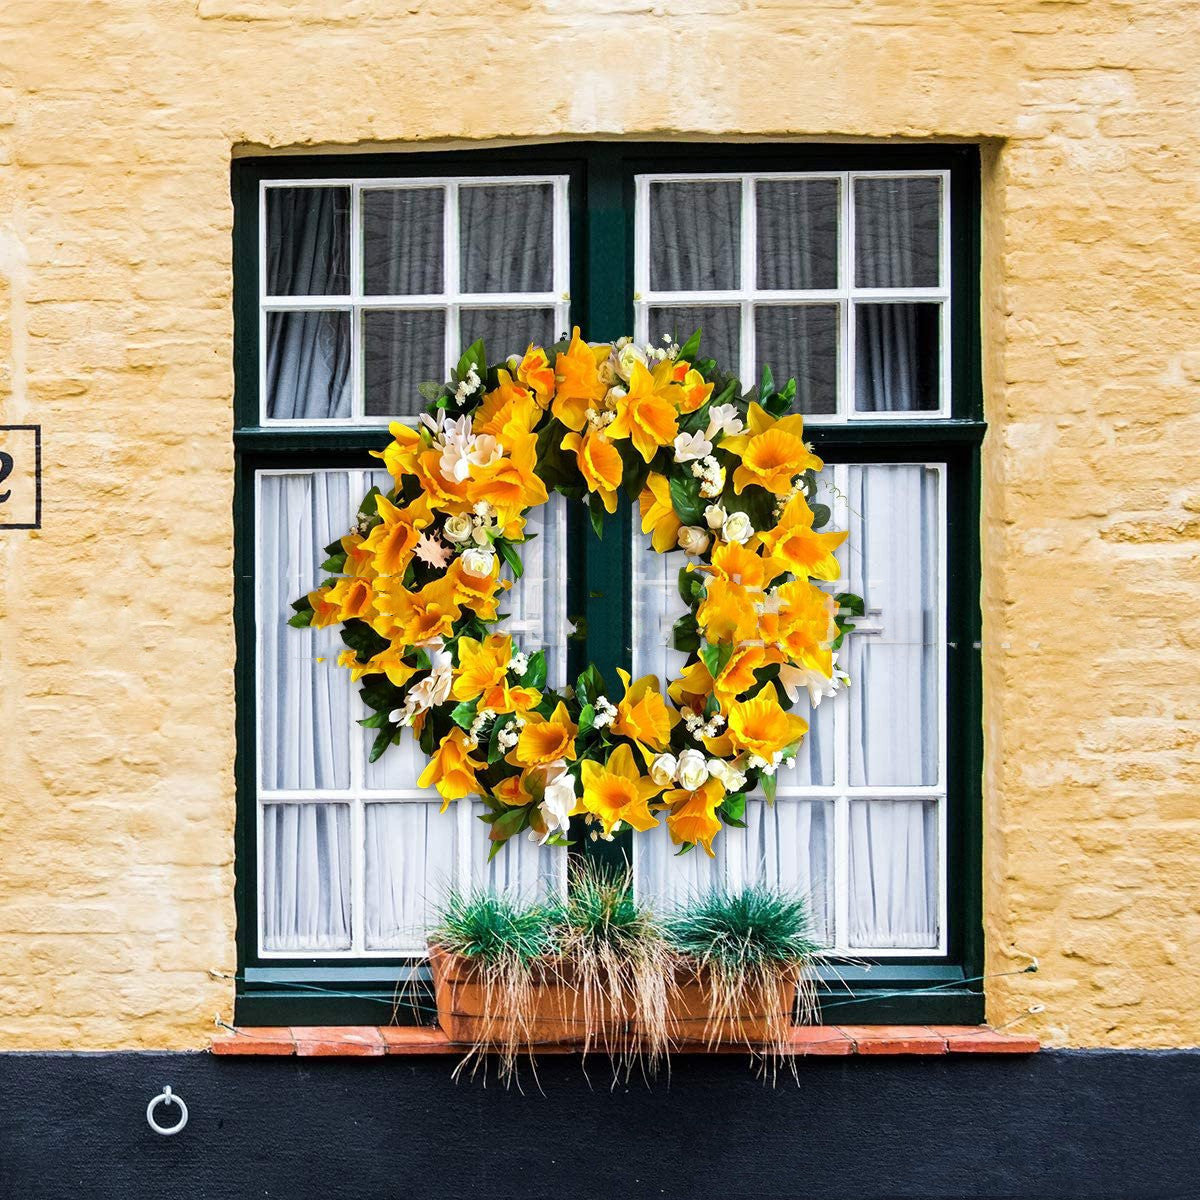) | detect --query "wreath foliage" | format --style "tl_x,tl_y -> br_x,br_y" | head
290,329 -> 861,859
